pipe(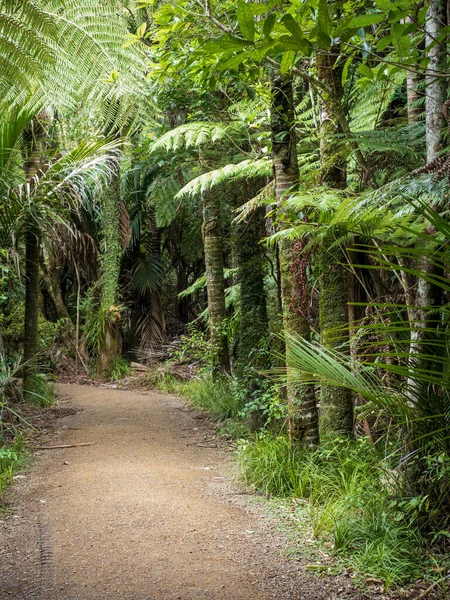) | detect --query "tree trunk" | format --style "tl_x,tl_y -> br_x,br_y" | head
23,227 -> 41,399
425,0 -> 447,162
98,166 -> 122,379
316,50 -> 354,437
409,0 -> 447,378
202,188 -> 230,375
271,76 -> 319,448
41,242 -> 71,321
22,114 -> 47,400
